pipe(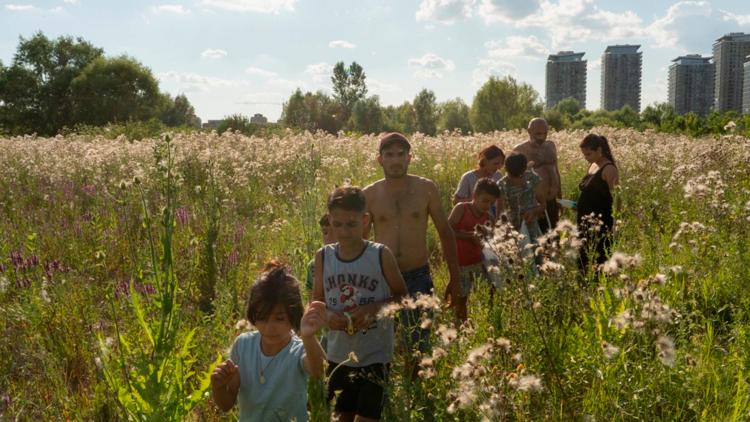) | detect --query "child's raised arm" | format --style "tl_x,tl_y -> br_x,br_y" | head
300,301 -> 327,378
211,359 -> 240,412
